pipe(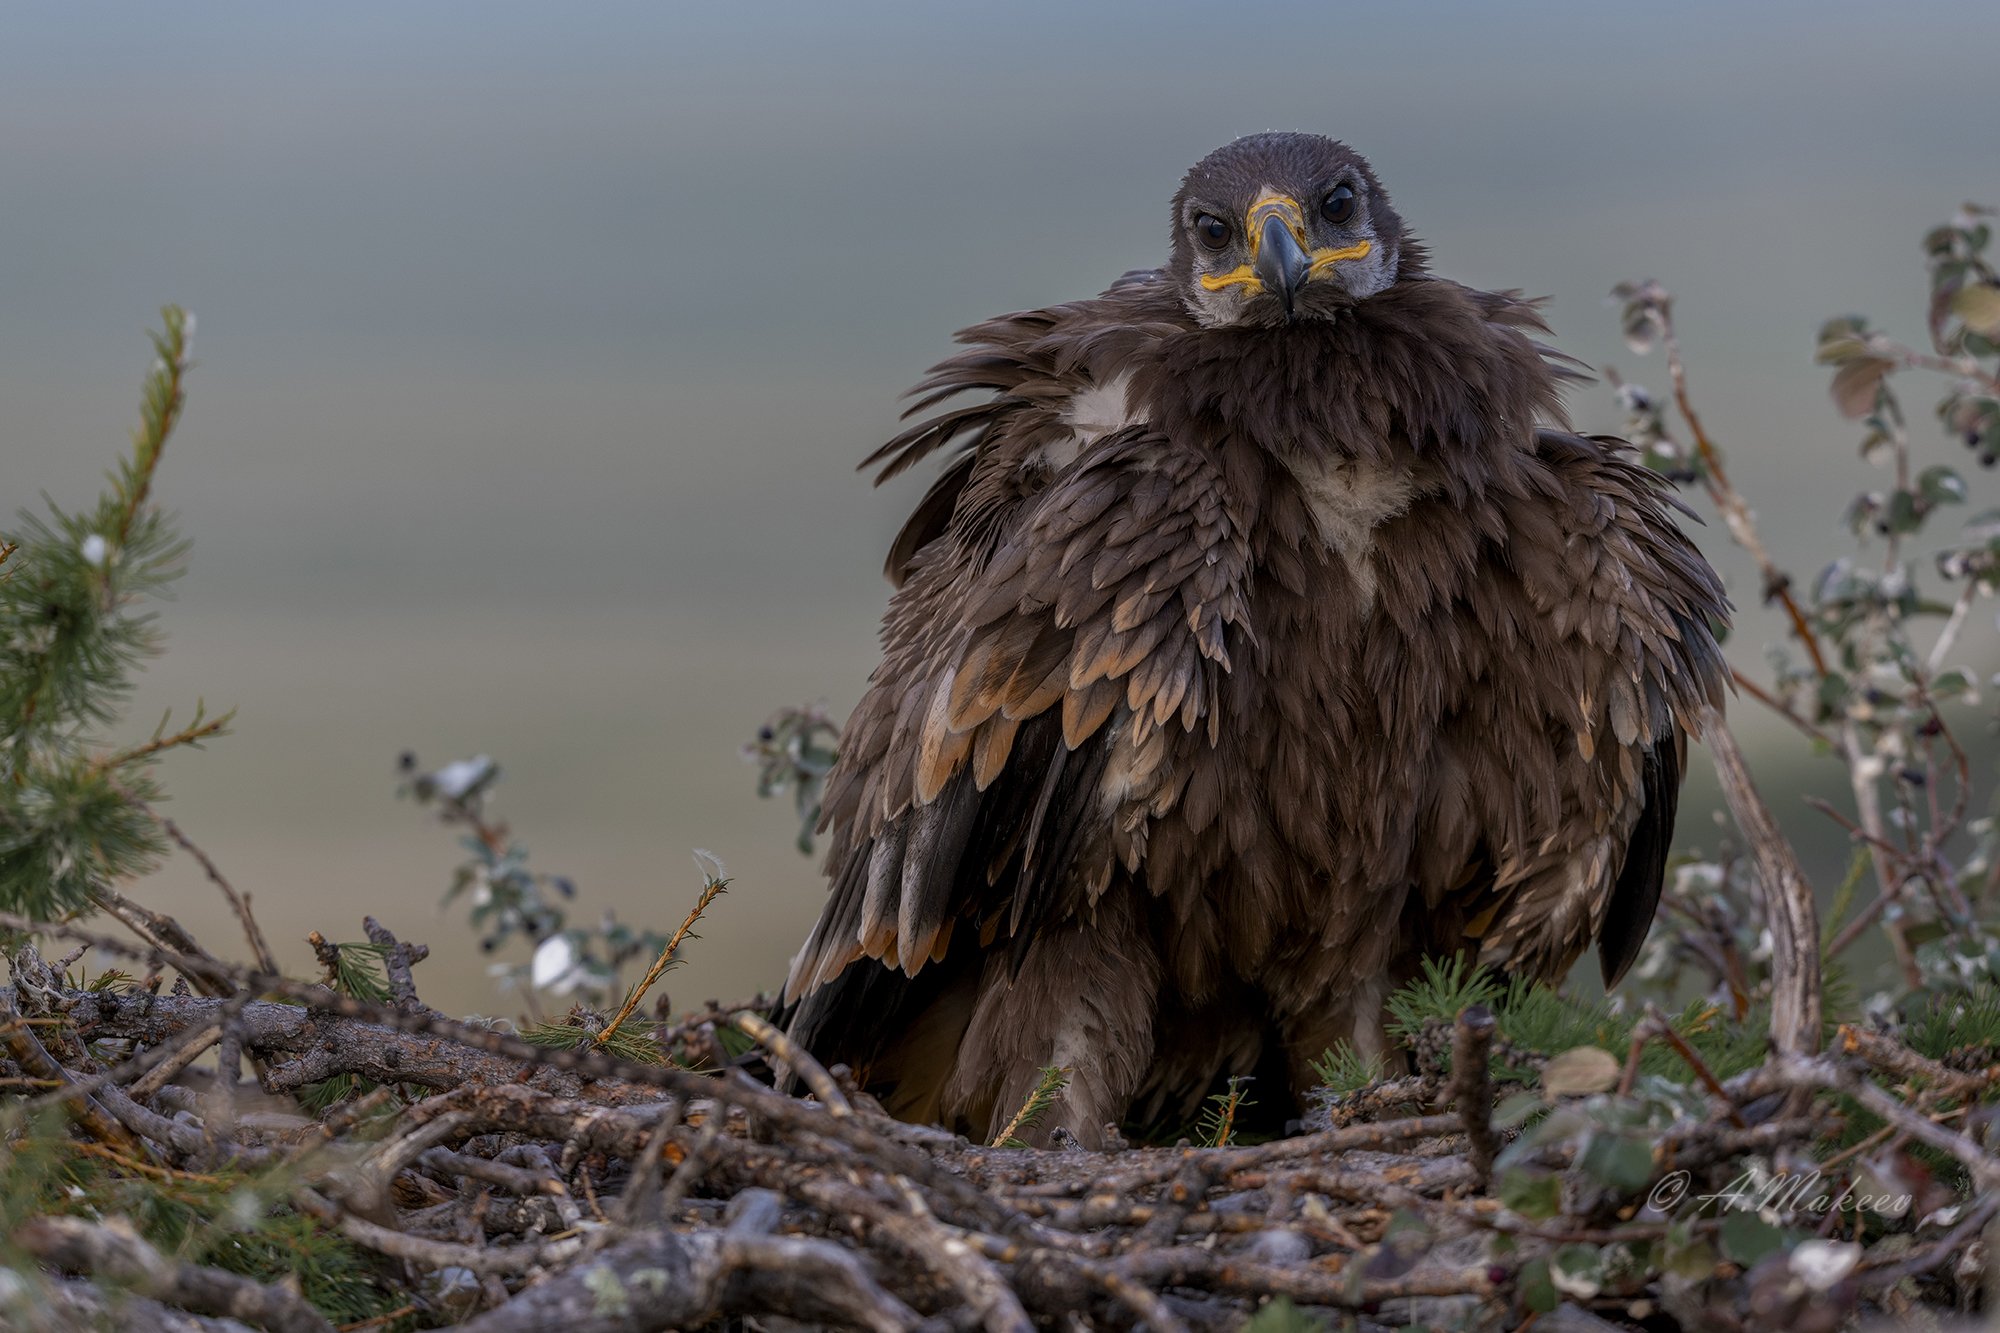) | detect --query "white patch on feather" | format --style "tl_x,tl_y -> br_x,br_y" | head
1278,454 -> 1419,603
1045,374 -> 1145,470
1349,975 -> 1389,1063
